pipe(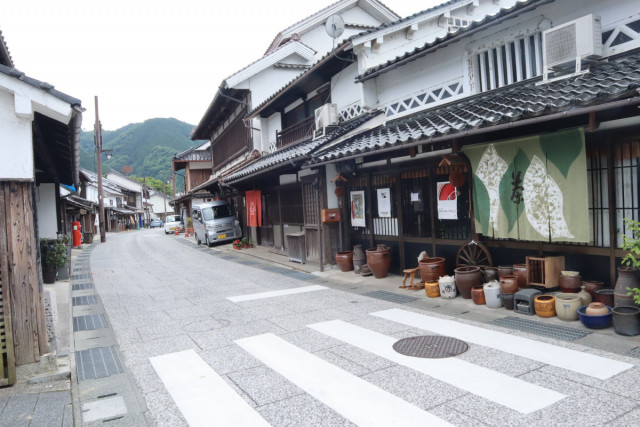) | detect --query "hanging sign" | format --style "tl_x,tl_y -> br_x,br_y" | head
350,190 -> 366,227
437,181 -> 458,220
377,188 -> 391,218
